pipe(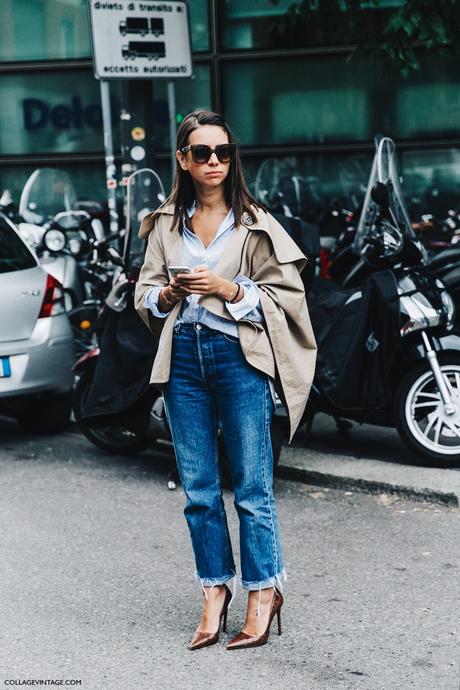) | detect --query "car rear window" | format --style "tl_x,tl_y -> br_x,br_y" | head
0,217 -> 37,273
